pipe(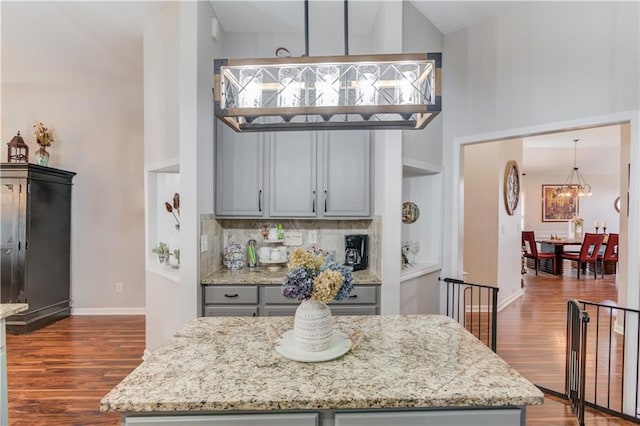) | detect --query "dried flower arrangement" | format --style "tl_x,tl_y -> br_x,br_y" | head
165,193 -> 180,229
33,122 -> 54,147
281,247 -> 353,303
